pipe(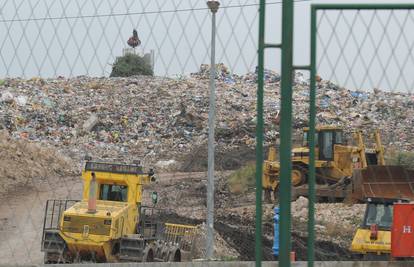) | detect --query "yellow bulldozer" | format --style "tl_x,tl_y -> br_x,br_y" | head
263,125 -> 414,202
41,160 -> 197,263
